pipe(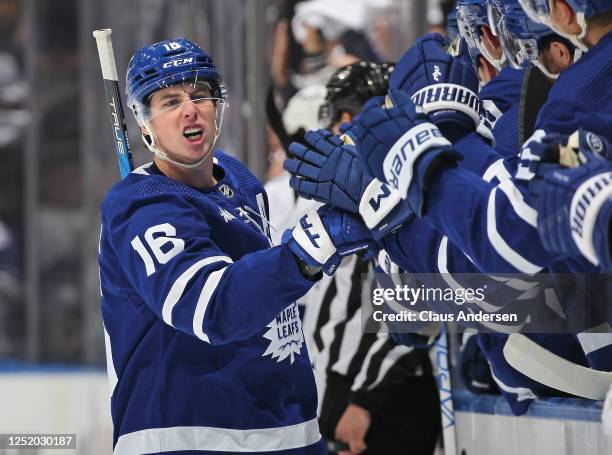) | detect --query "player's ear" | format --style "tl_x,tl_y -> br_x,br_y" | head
332,112 -> 353,134
551,0 -> 582,34
548,40 -> 573,73
556,41 -> 573,70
